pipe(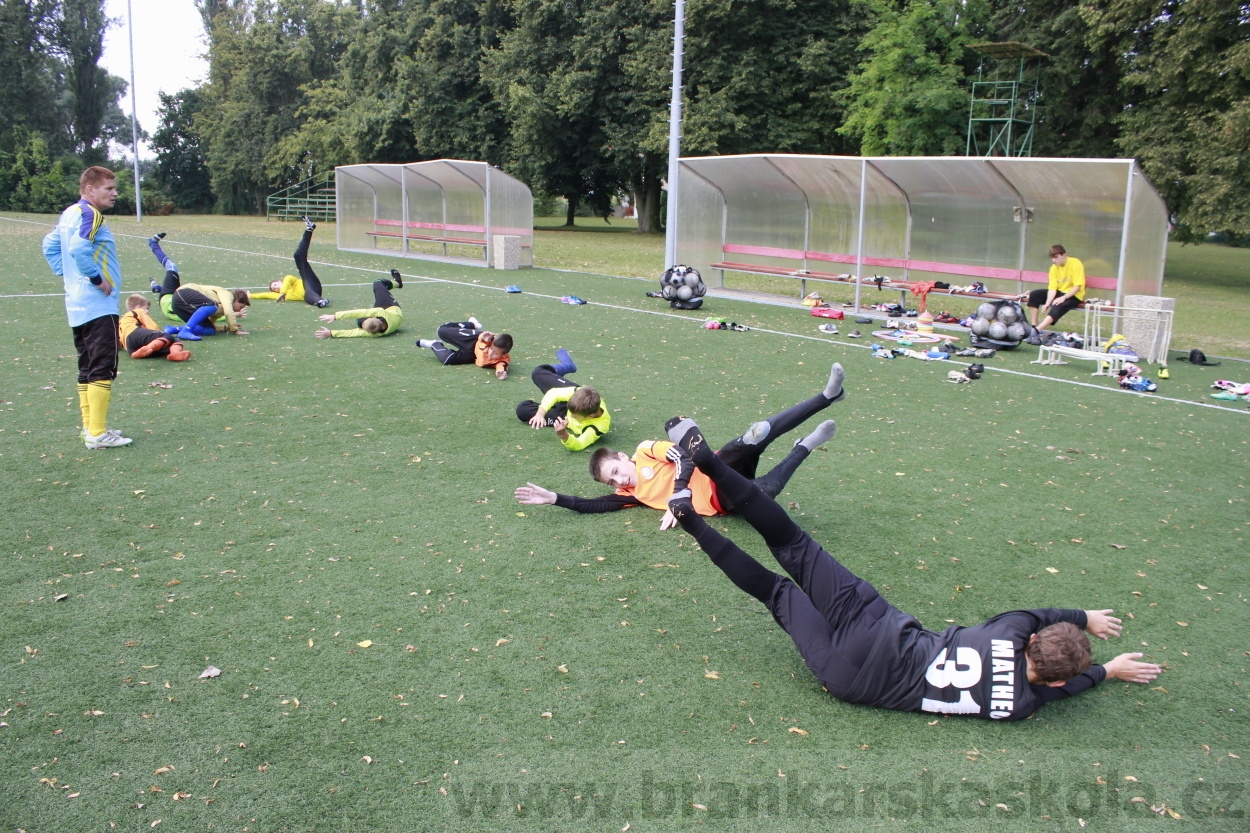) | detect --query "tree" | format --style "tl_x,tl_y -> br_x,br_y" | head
839,0 -> 990,156
152,88 -> 214,210
53,0 -> 112,162
1084,0 -> 1250,237
0,0 -> 64,145
989,0 -> 1125,159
